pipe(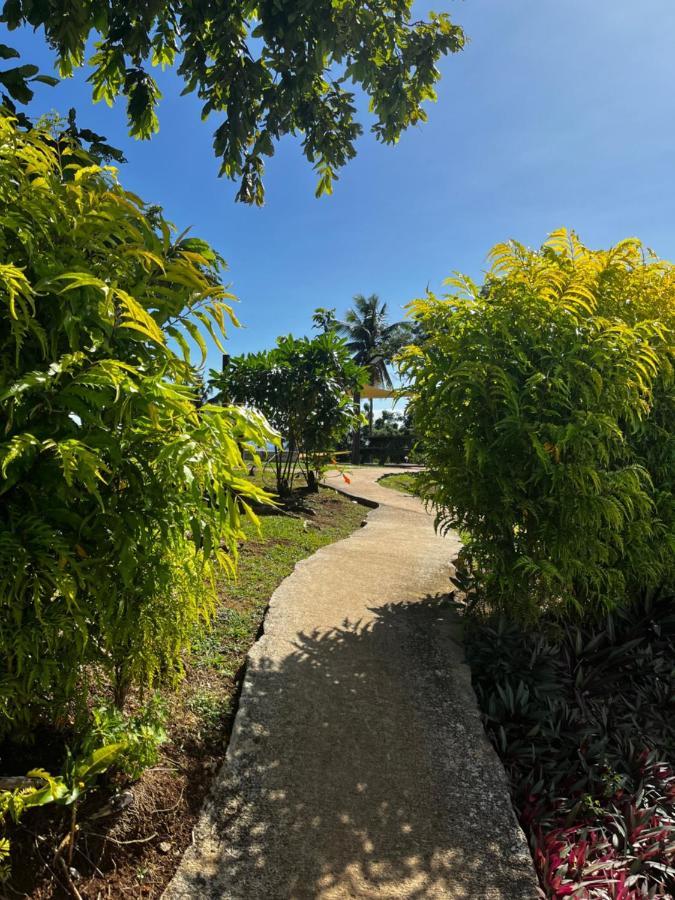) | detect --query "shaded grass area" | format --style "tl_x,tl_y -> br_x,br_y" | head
377,471 -> 422,495
11,487 -> 365,899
